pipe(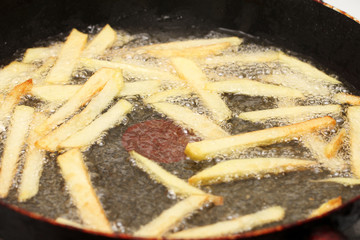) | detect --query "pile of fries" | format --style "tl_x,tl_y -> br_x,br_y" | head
0,24 -> 359,237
